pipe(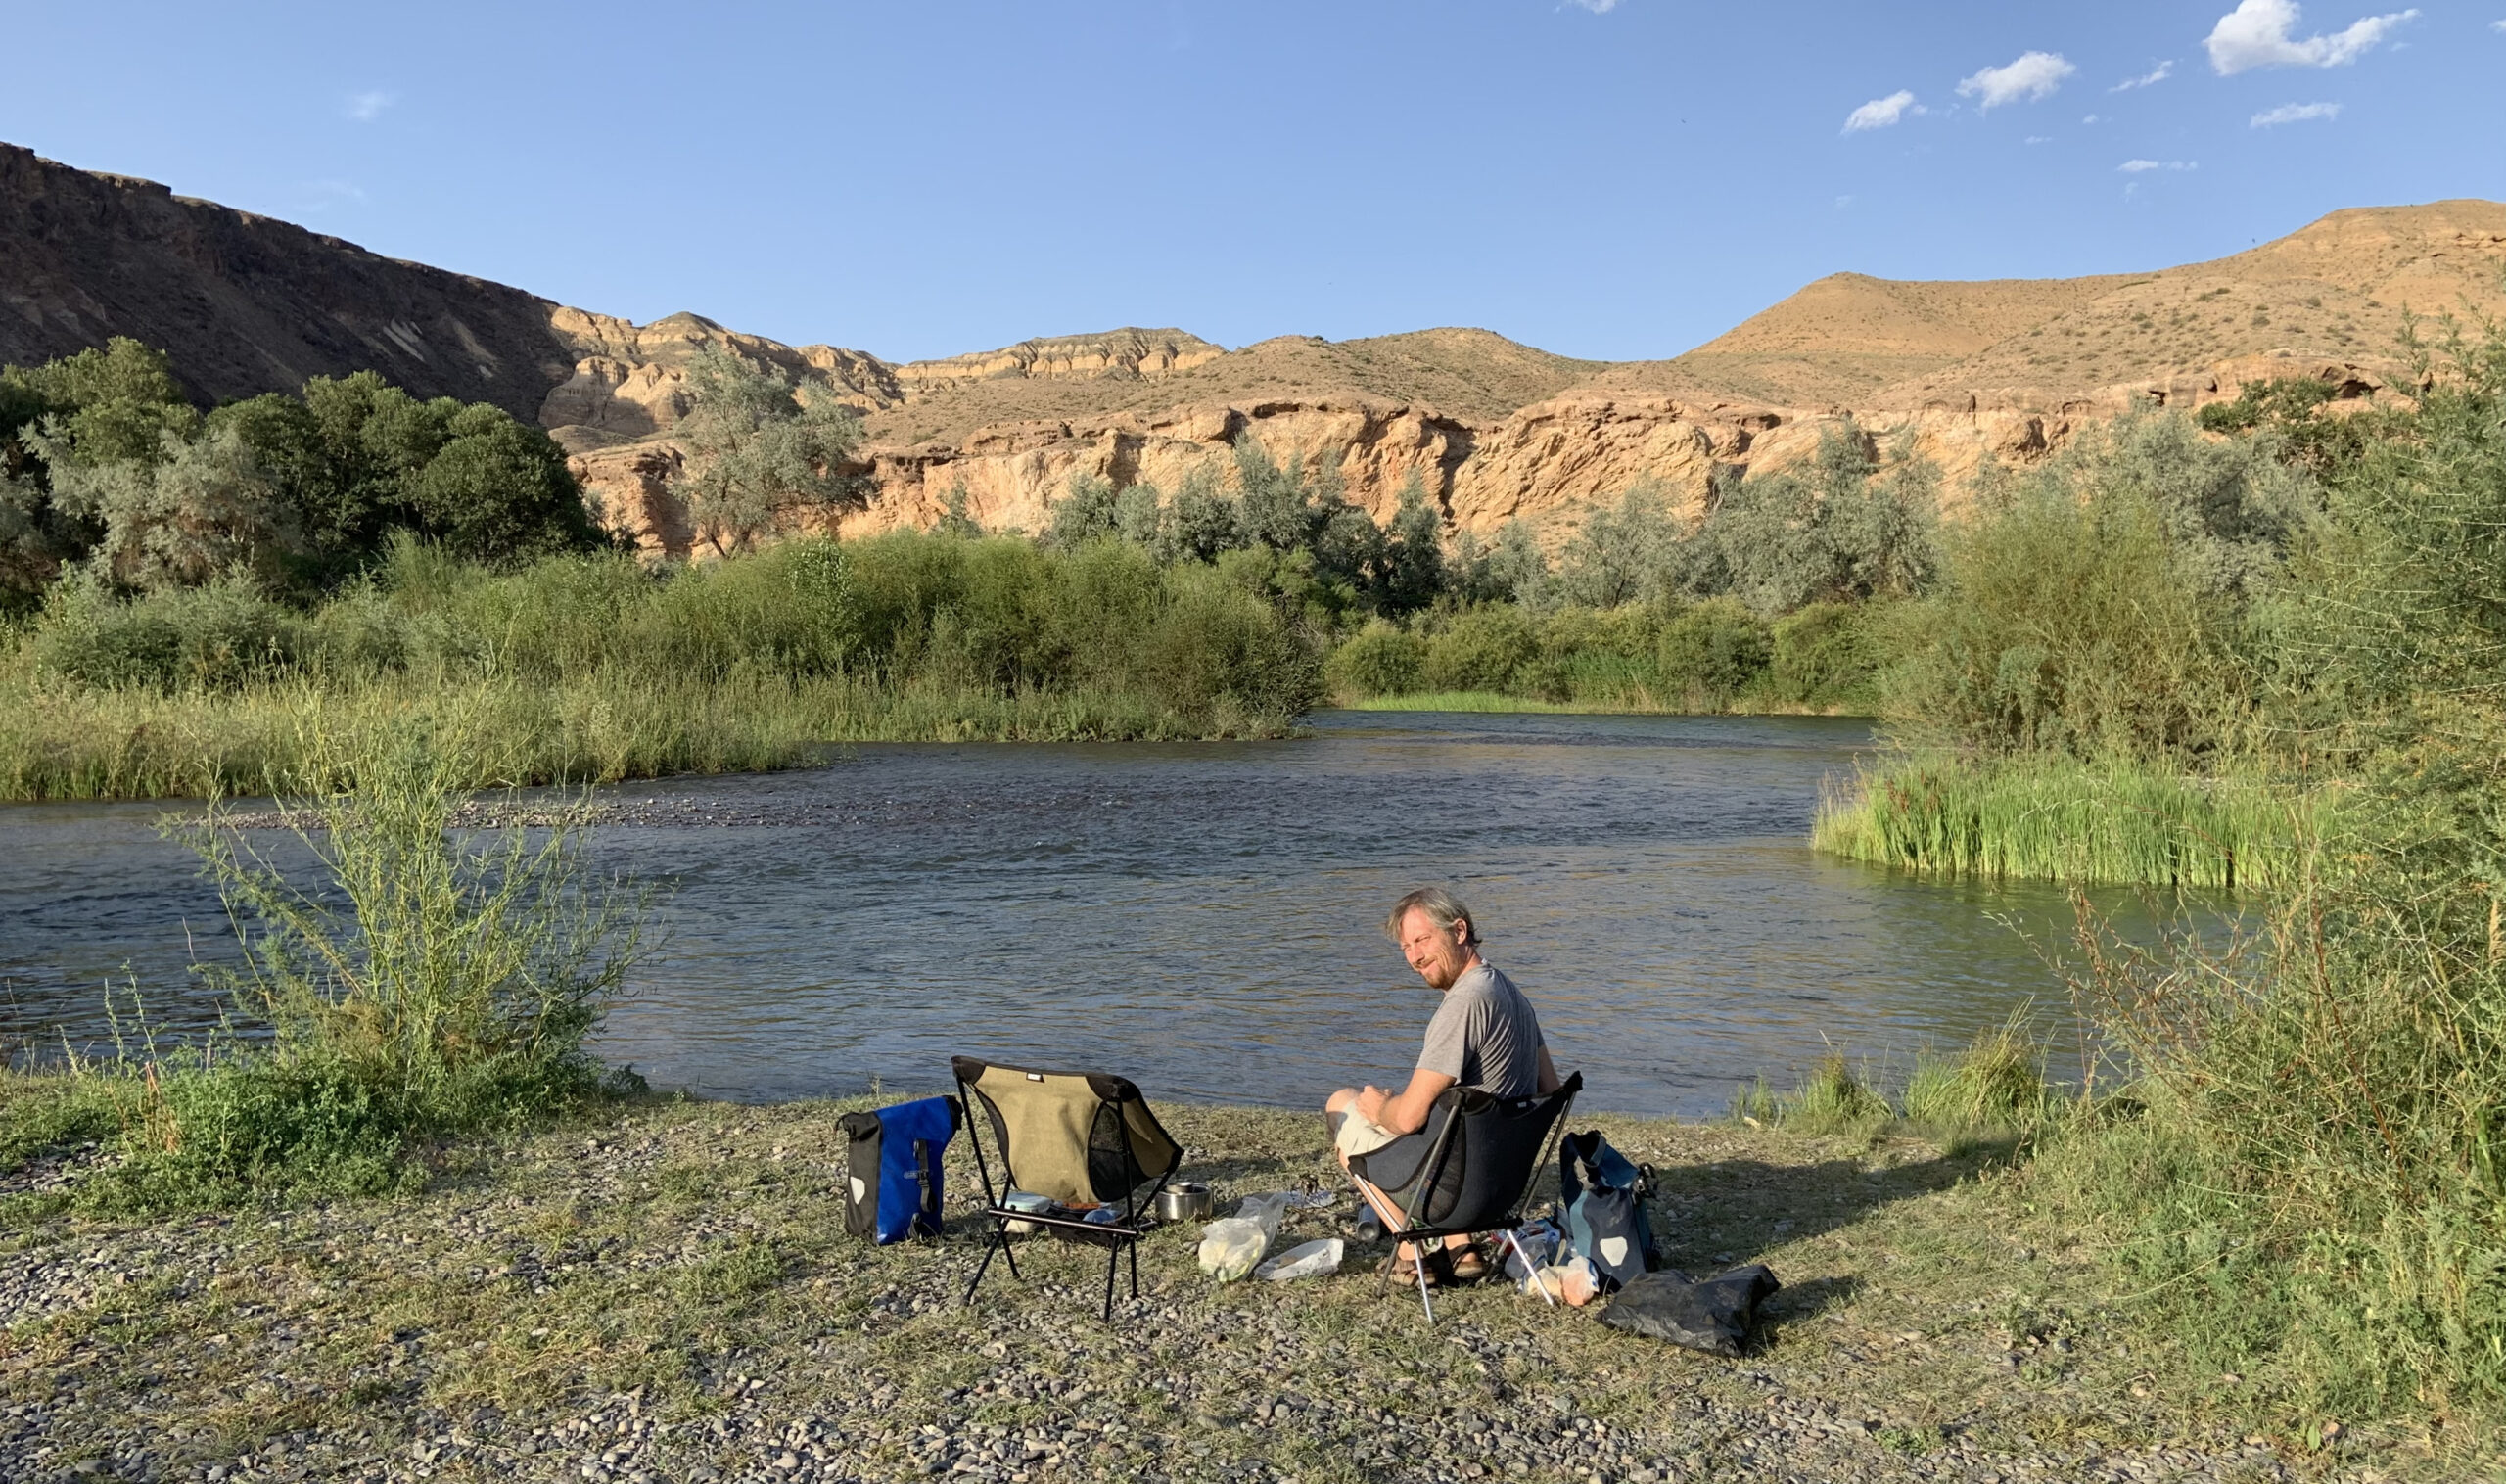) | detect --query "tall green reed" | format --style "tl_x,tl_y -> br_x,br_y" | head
1812,752 -> 2328,889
